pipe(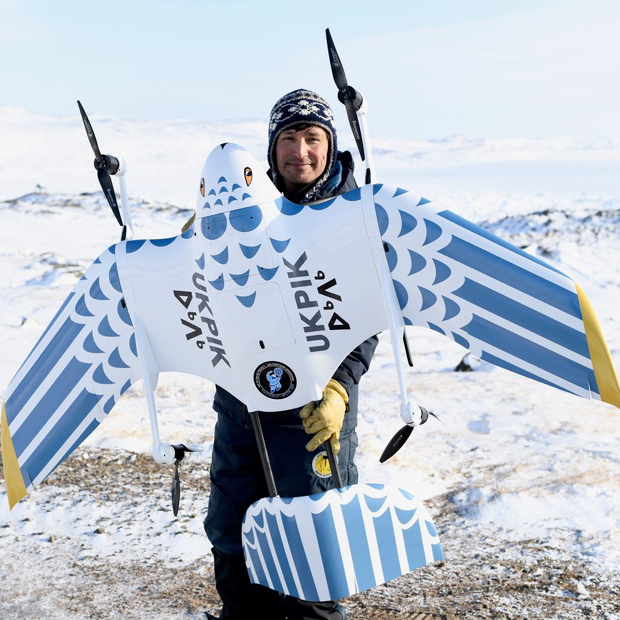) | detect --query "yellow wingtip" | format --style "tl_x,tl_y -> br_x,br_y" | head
575,283 -> 620,409
1,401 -> 28,509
